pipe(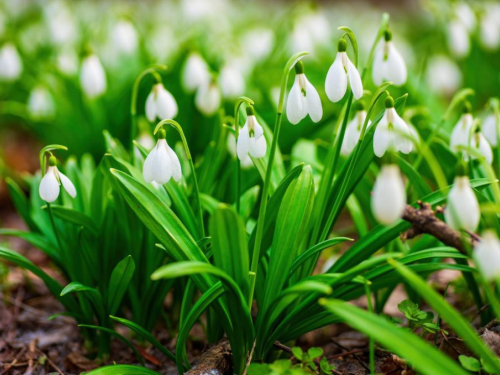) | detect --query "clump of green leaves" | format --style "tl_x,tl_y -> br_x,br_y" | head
247,347 -> 335,374
459,355 -> 500,374
398,299 -> 445,334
